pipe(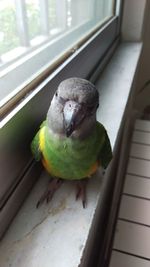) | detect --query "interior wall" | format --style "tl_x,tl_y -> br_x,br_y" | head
133,0 -> 150,113
121,0 -> 150,115
121,0 -> 146,41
